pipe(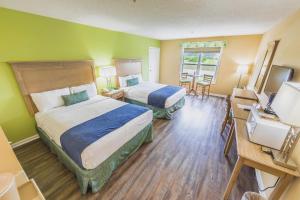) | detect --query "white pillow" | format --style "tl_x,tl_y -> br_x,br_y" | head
119,75 -> 132,88
70,83 -> 97,98
31,87 -> 70,112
